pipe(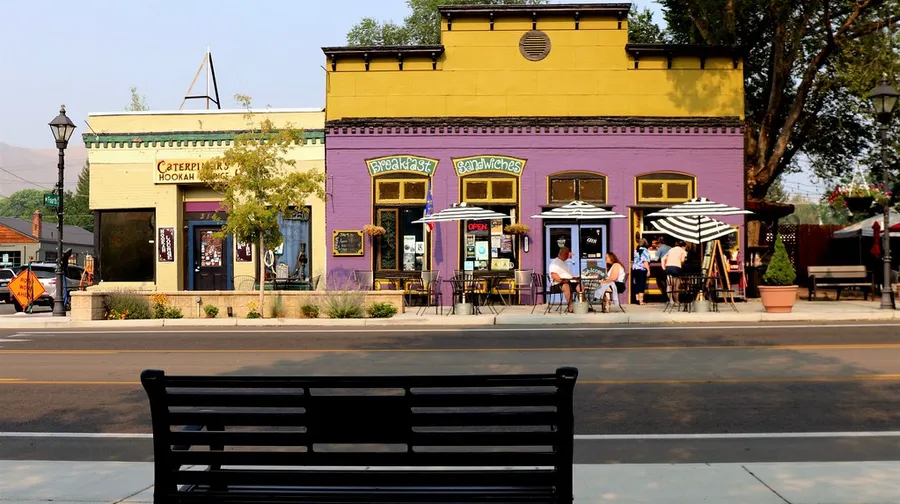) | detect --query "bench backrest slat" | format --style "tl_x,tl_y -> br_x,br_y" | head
141,368 -> 577,503
808,265 -> 868,278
